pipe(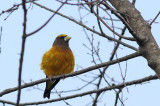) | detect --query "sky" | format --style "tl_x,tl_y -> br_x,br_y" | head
0,0 -> 160,106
